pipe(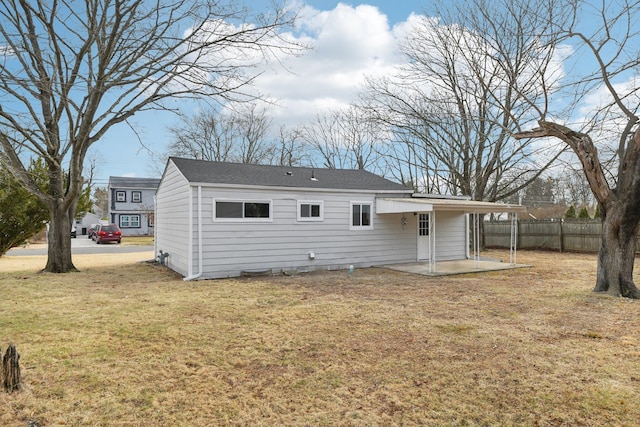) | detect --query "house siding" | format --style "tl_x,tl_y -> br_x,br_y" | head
155,158 -> 483,279
155,163 -> 191,276
193,187 -> 417,279
108,178 -> 160,236
433,211 -> 467,261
